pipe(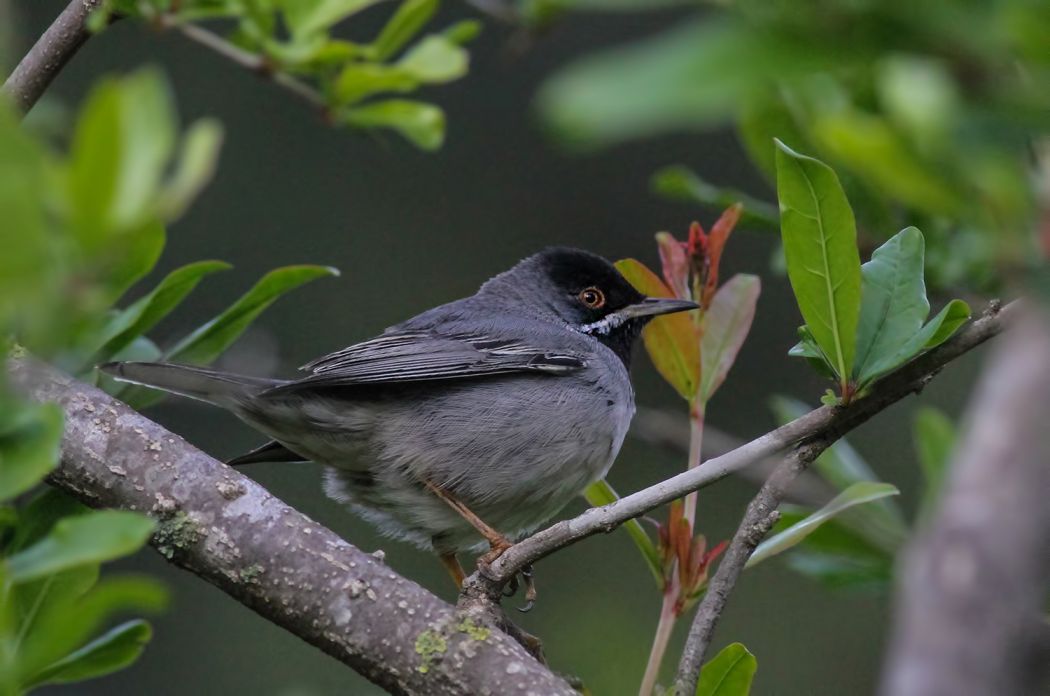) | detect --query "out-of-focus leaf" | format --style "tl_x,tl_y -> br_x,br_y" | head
67,69 -> 175,242
157,119 -> 223,220
775,140 -> 861,391
12,565 -> 101,657
398,35 -> 468,82
334,64 -> 418,104
853,227 -> 929,387
877,55 -> 958,146
746,482 -> 899,568
281,0 -> 384,38
0,404 -> 63,502
165,265 -> 339,365
7,511 -> 155,583
94,260 -> 232,361
696,642 -> 757,696
737,95 -> 809,183
699,274 -> 759,404
913,407 -> 956,520
7,488 -> 86,553
341,100 -> 445,150
441,19 -> 481,45
584,479 -> 663,588
615,258 -> 699,400
95,220 -> 166,309
372,0 -> 438,61
770,396 -> 908,548
18,577 -> 166,684
775,508 -> 893,591
23,620 -> 153,688
651,166 -> 779,231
